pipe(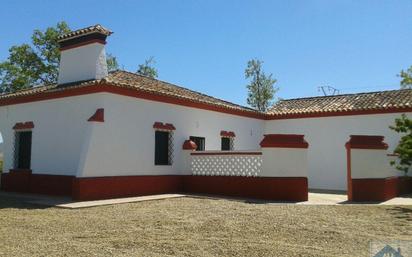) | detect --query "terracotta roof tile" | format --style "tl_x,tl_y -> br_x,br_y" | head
1,71 -> 411,118
57,24 -> 113,42
104,70 -> 257,113
267,89 -> 412,116
0,70 -> 258,114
